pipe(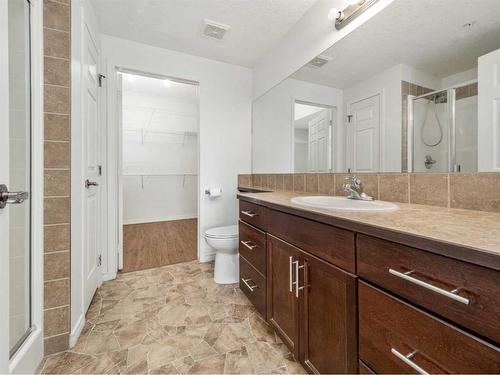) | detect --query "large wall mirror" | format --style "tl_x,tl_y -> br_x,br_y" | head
252,0 -> 500,174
